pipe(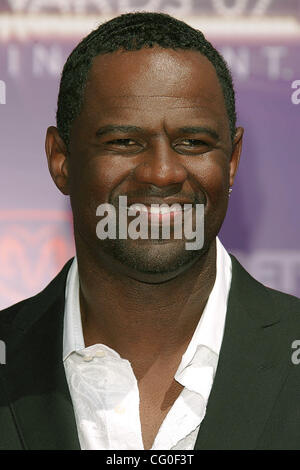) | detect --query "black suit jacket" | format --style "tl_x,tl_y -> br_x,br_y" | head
0,255 -> 300,450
